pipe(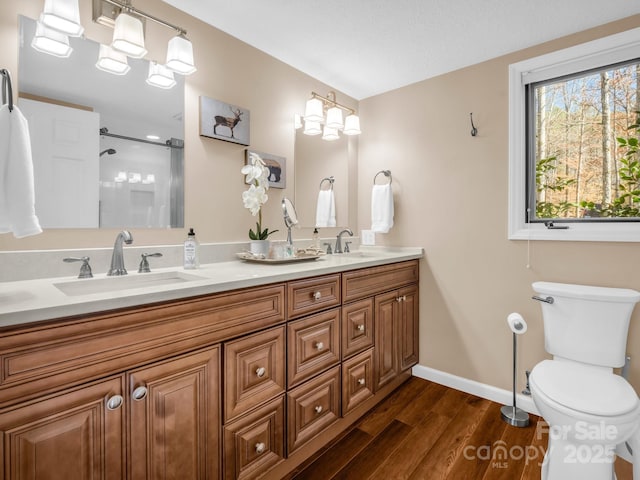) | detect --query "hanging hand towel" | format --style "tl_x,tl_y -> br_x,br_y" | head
371,183 -> 394,233
315,189 -> 336,228
0,104 -> 42,238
